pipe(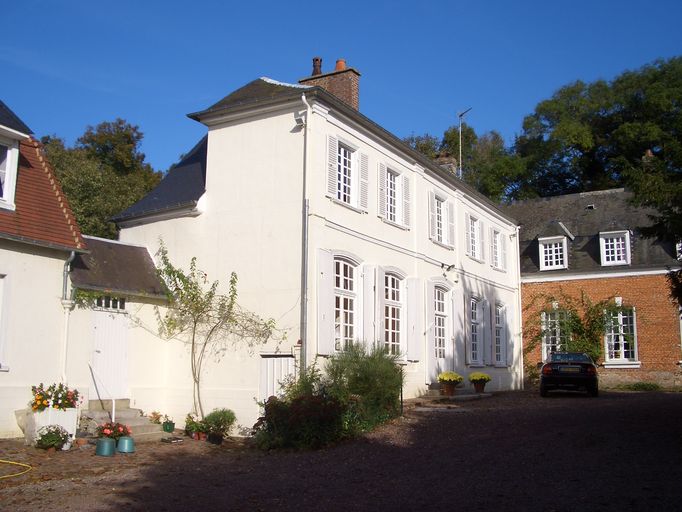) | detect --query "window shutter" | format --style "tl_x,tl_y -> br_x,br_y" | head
362,265 -> 376,348
375,266 -> 386,349
464,296 -> 471,365
402,174 -> 411,228
327,136 -> 338,198
501,232 -> 507,270
316,249 -> 335,356
428,191 -> 436,240
377,163 -> 387,219
426,280 -> 437,382
447,201 -> 456,248
489,227 -> 495,266
452,286 -> 465,369
406,277 -> 421,361
359,152 -> 369,211
479,221 -> 486,262
540,311 -> 547,361
464,213 -> 471,255
632,306 -> 638,361
483,300 -> 492,365
446,290 -> 455,364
